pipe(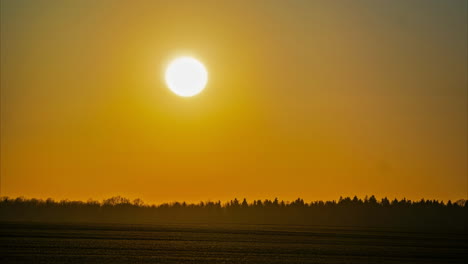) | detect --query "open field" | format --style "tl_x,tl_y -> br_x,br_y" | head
0,222 -> 466,263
